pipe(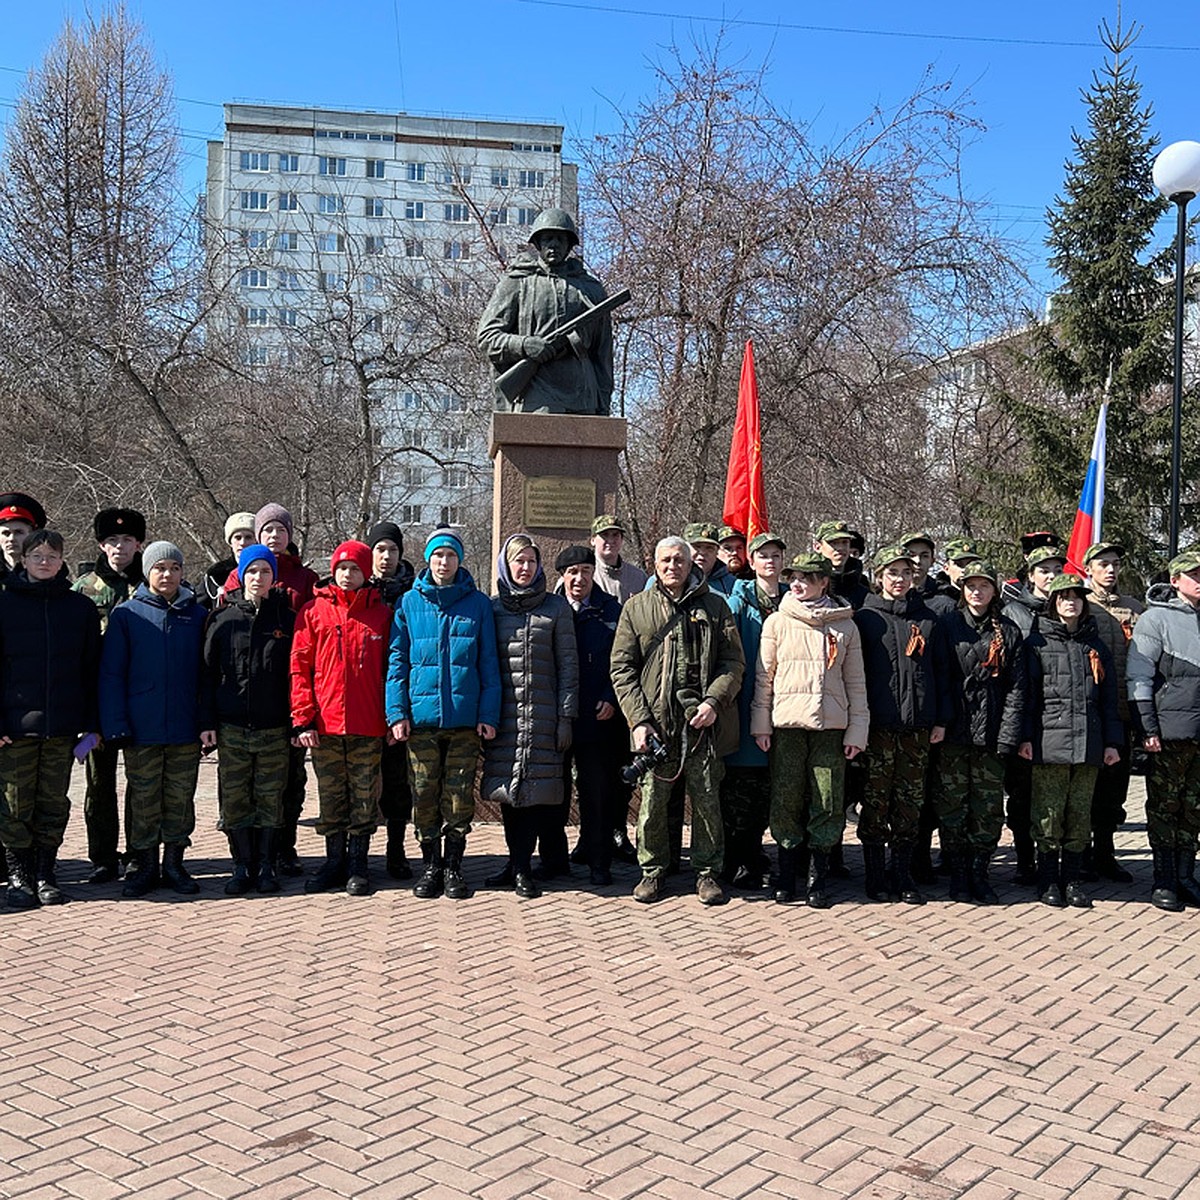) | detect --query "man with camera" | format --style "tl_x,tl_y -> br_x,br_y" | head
610,537 -> 744,905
